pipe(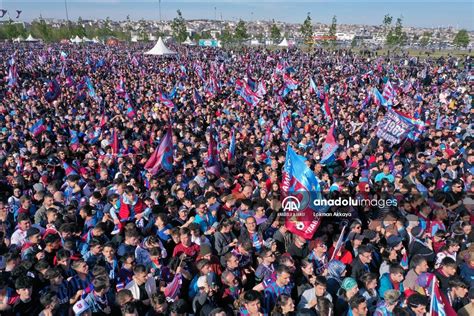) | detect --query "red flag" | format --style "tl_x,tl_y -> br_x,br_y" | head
111,129 -> 119,155
145,126 -> 173,174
